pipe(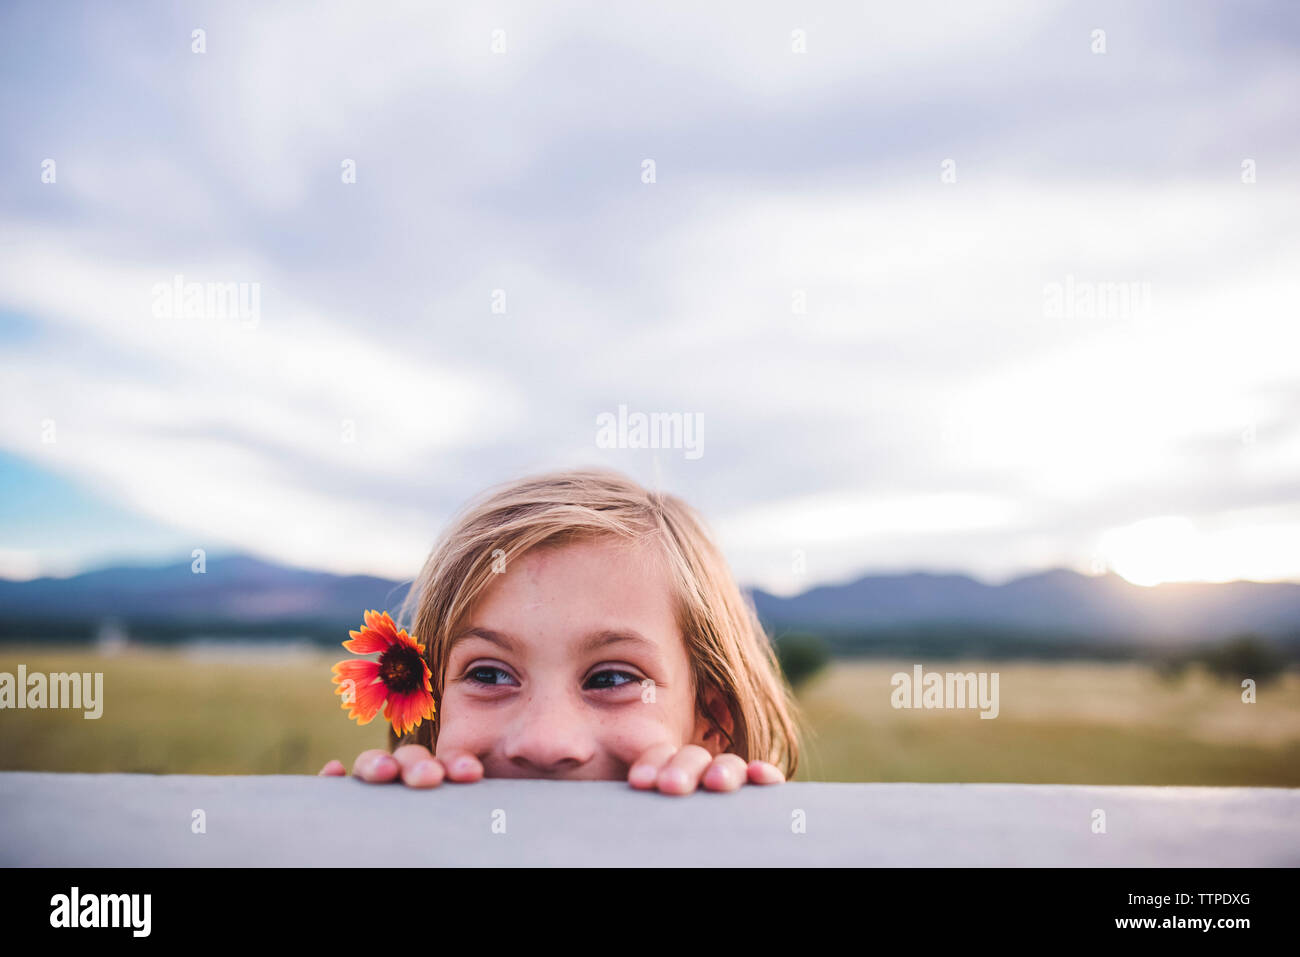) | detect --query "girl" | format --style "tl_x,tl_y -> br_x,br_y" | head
319,467 -> 803,794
